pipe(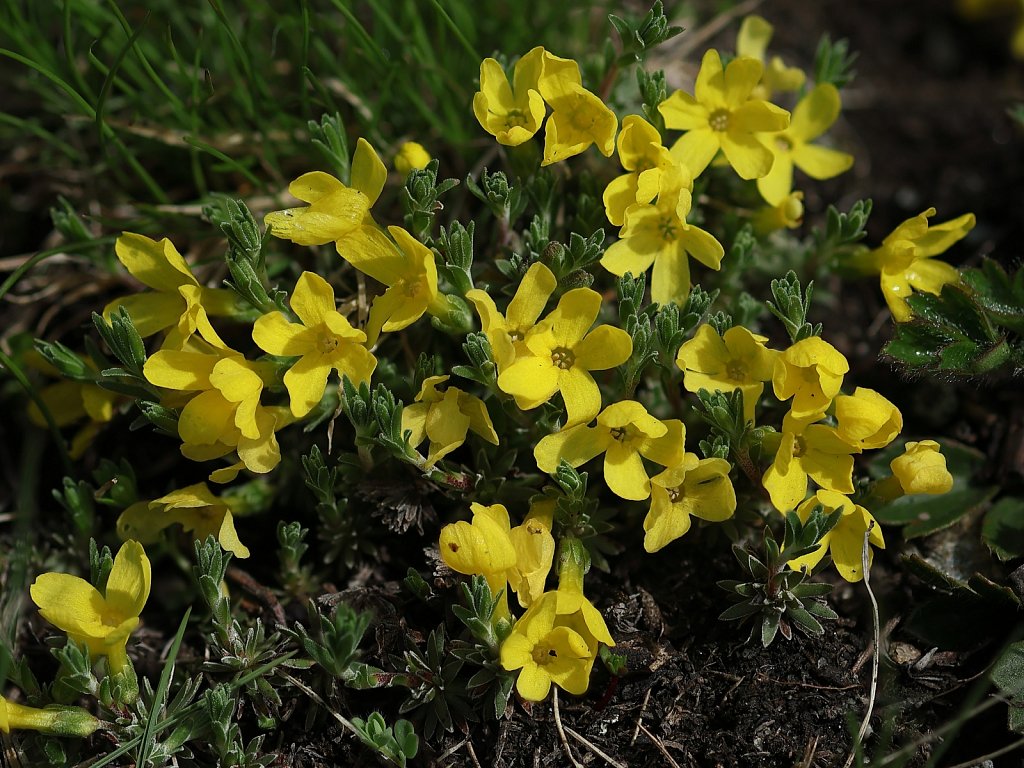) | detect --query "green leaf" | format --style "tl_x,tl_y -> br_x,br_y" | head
872,485 -> 997,539
982,497 -> 1024,561
992,641 -> 1024,699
